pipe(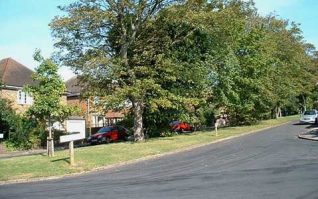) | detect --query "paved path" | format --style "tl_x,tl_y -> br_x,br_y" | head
0,149 -> 46,159
0,143 -> 5,154
1,122 -> 318,199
